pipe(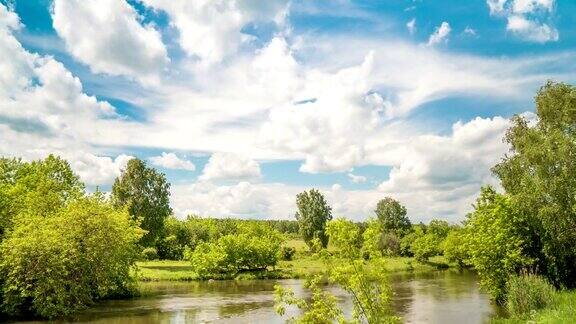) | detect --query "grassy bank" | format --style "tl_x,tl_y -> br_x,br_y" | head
136,238 -> 452,281
493,290 -> 576,323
